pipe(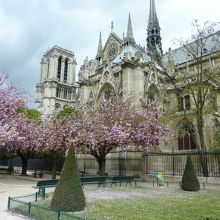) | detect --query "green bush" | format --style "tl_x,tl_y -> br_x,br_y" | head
51,145 -> 85,212
182,156 -> 200,191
